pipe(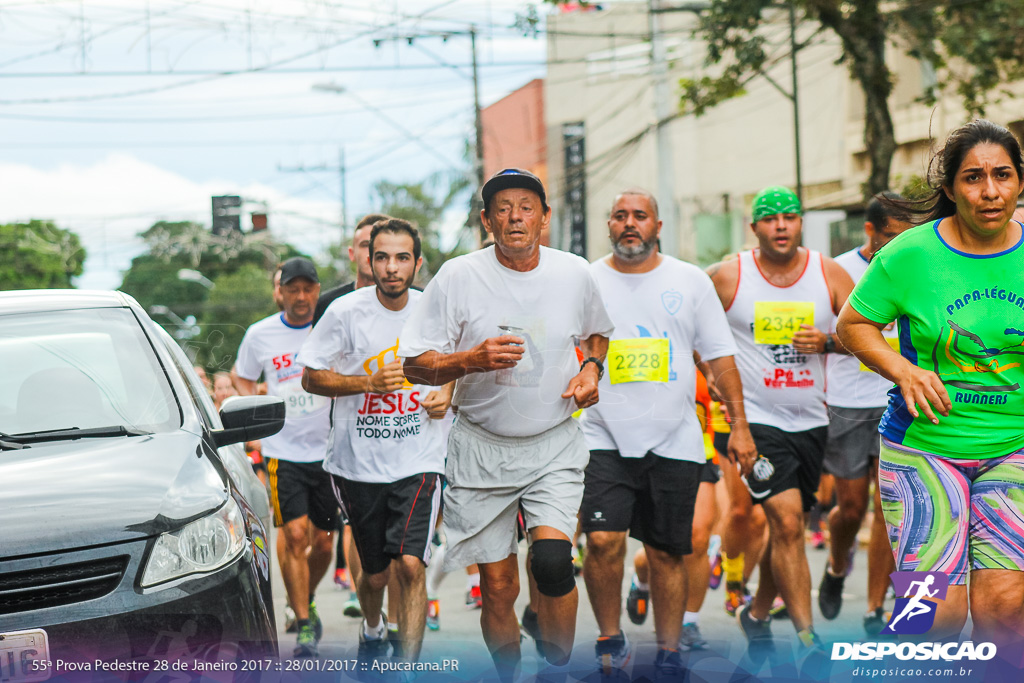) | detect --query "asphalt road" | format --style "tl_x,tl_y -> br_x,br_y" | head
268,526 -> 892,682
